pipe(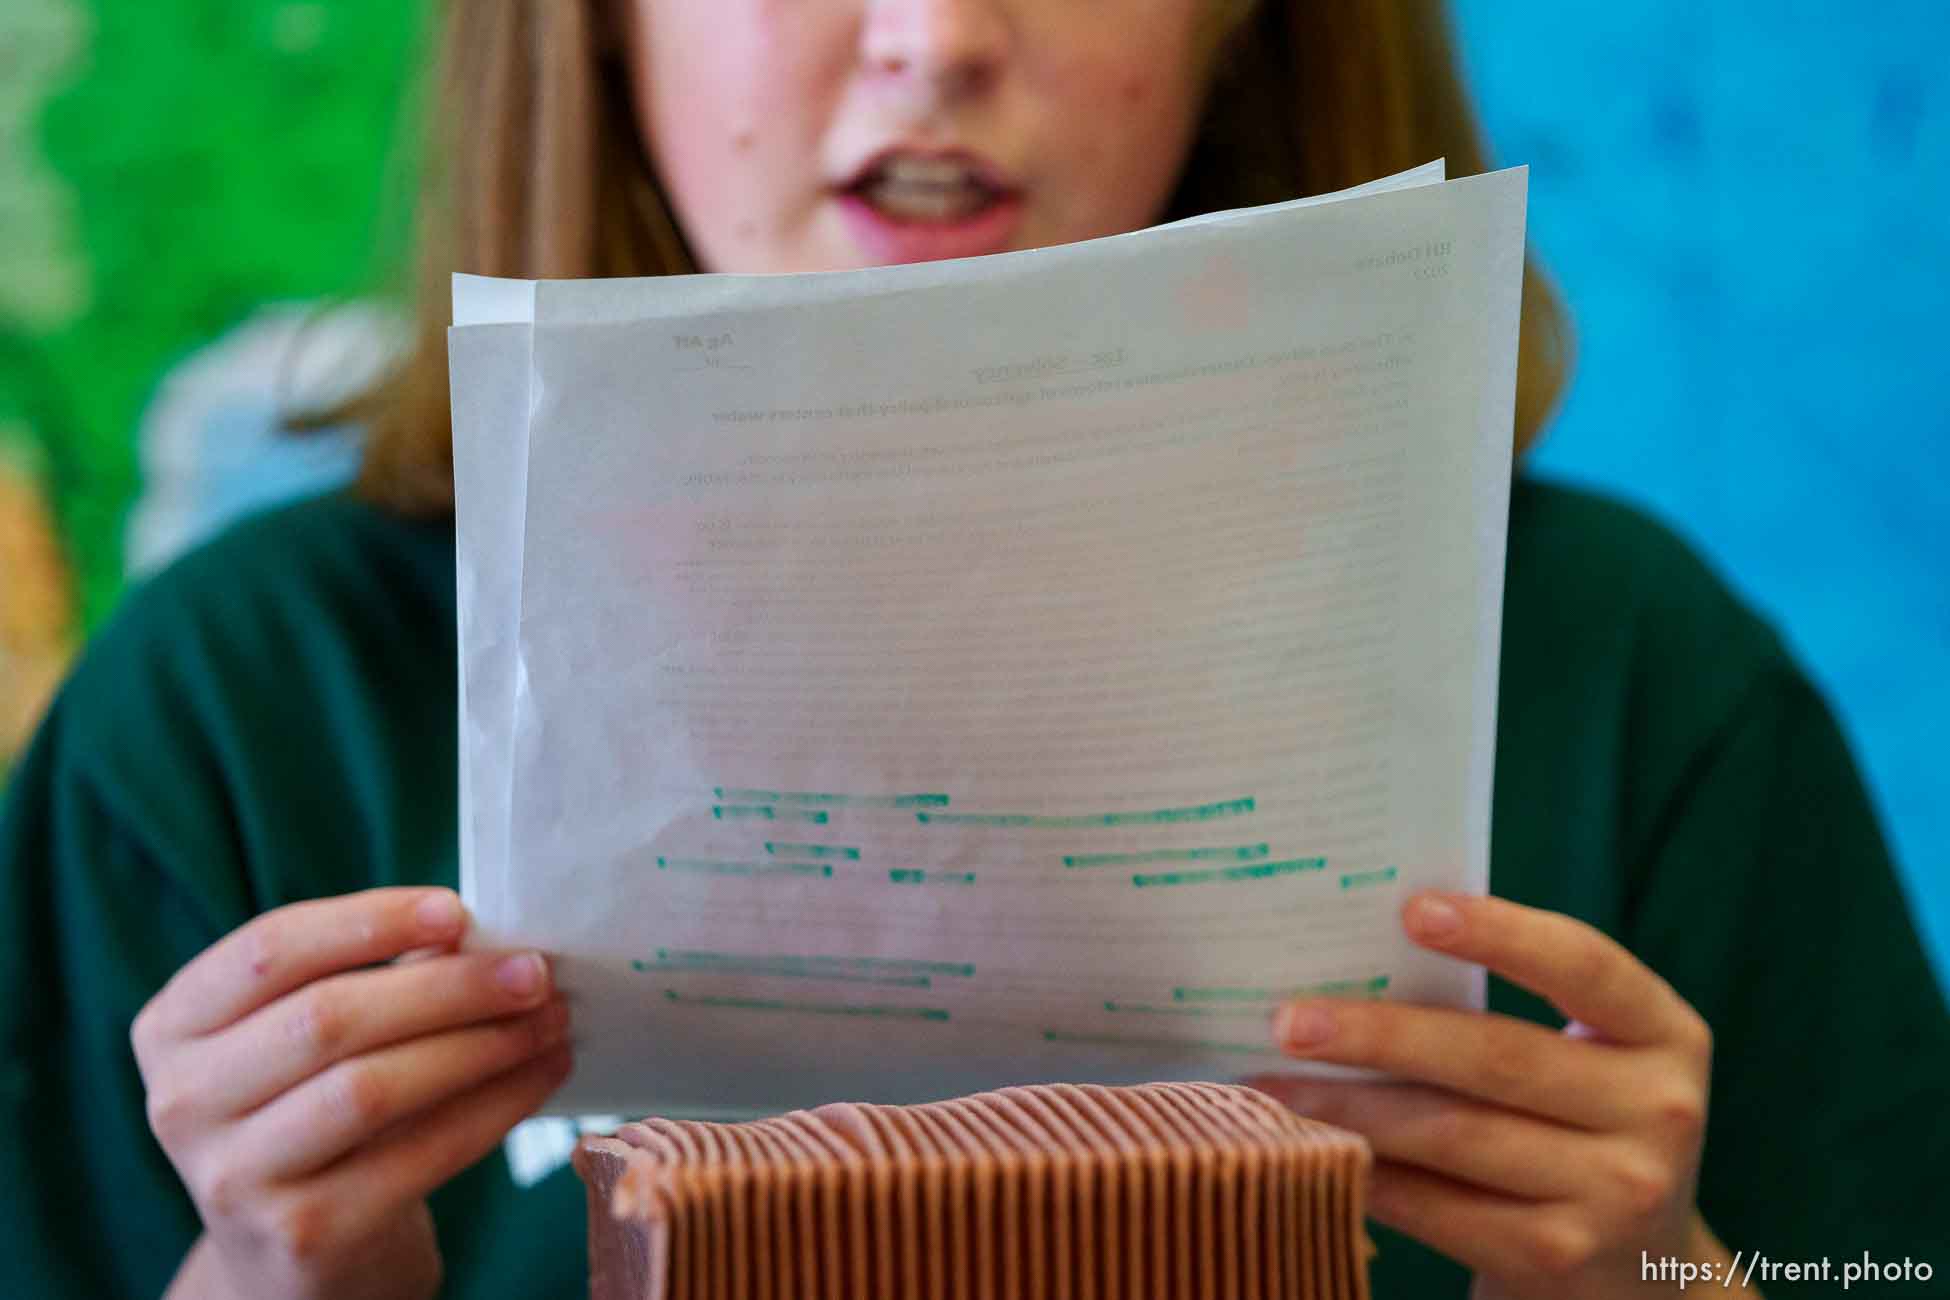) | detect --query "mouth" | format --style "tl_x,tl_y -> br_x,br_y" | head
831,146 -> 1026,262
839,146 -> 1018,220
